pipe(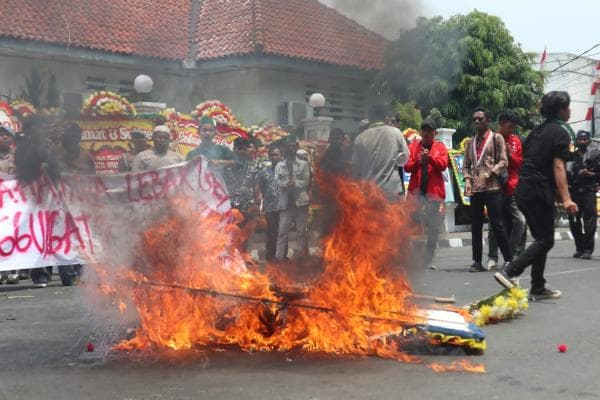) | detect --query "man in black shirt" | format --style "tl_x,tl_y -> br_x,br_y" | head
494,91 -> 578,301
568,130 -> 599,259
